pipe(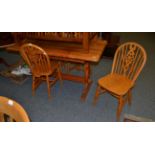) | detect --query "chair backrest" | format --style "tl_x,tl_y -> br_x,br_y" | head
0,96 -> 30,122
20,43 -> 52,77
111,42 -> 147,82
